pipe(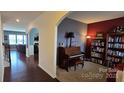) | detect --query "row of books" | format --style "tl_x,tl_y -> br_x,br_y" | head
108,36 -> 124,42
92,47 -> 104,53
107,56 -> 121,63
96,37 -> 103,39
107,50 -> 124,58
91,40 -> 104,46
91,52 -> 102,58
108,43 -> 124,49
91,58 -> 103,64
